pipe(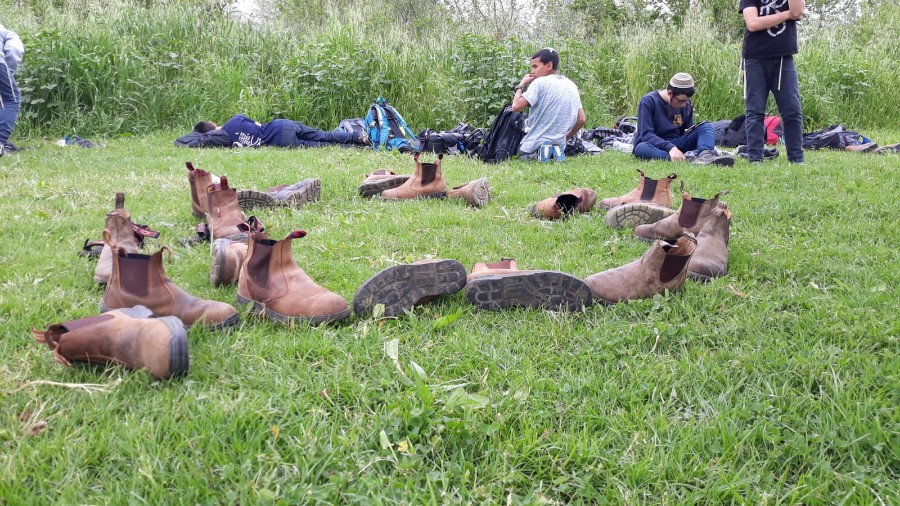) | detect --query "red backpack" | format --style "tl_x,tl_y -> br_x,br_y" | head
764,116 -> 783,145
